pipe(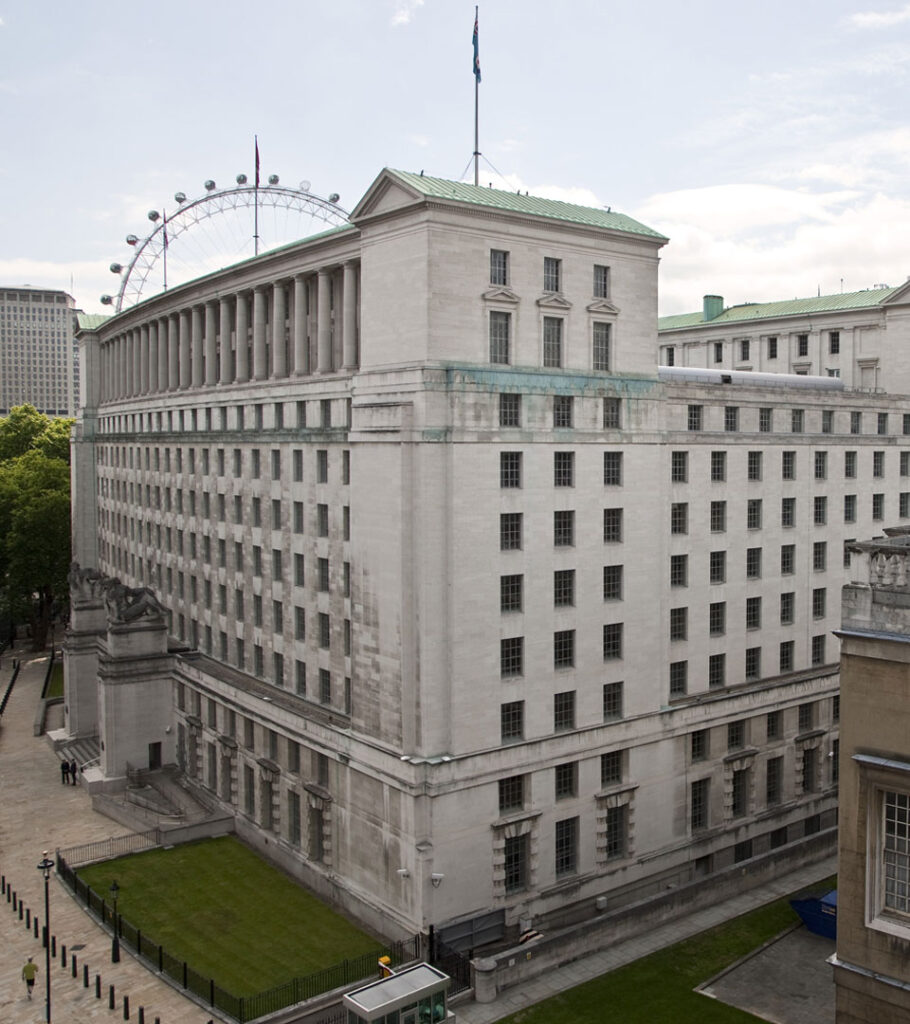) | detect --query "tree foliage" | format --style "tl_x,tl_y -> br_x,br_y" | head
0,406 -> 73,649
